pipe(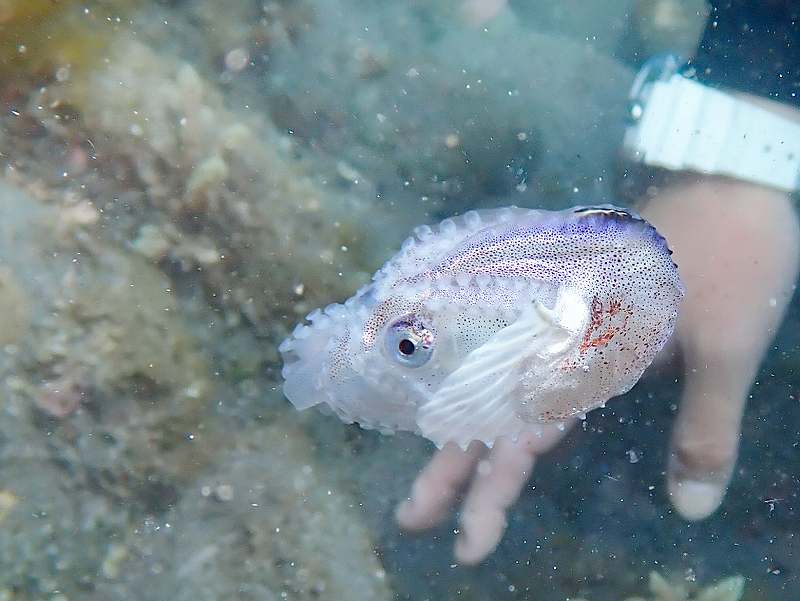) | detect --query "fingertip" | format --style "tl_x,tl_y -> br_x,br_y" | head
668,477 -> 725,521
667,404 -> 738,521
453,537 -> 484,566
395,499 -> 429,531
453,508 -> 506,566
395,499 -> 415,528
